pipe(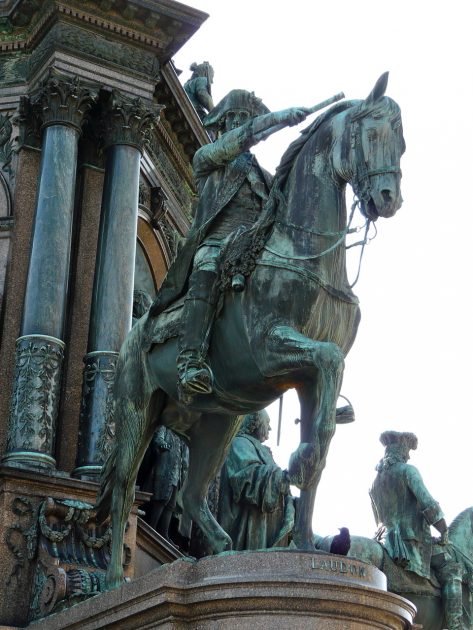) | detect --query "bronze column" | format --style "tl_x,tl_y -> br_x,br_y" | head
3,72 -> 96,469
74,93 -> 161,478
